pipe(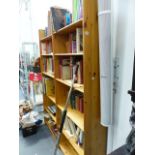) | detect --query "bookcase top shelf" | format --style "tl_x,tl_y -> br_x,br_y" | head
42,72 -> 54,79
53,19 -> 83,35
54,53 -> 83,56
56,78 -> 84,93
57,104 -> 84,131
40,35 -> 52,42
